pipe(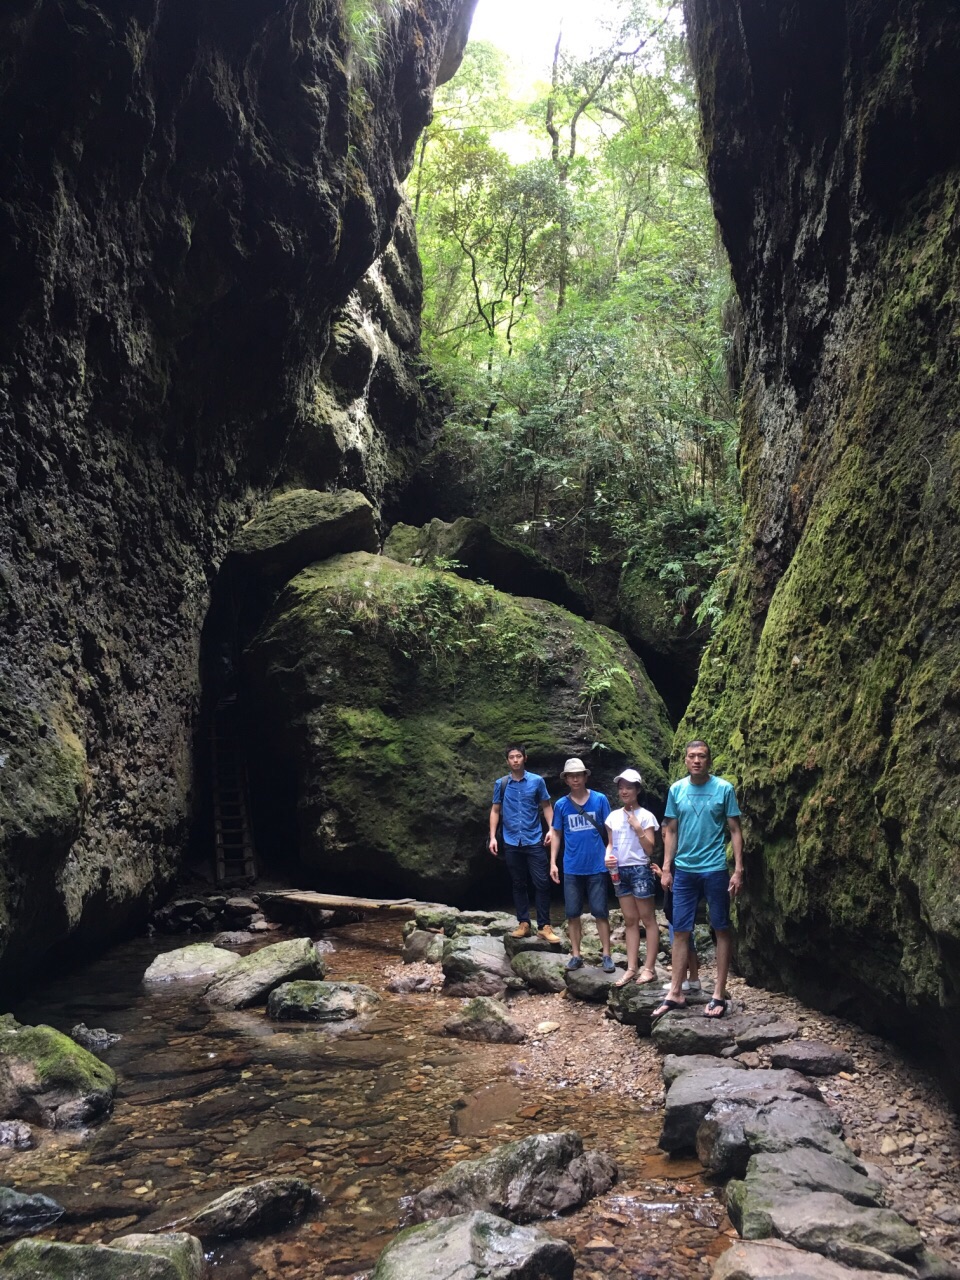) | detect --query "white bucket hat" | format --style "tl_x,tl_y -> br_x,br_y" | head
613,768 -> 643,785
561,757 -> 590,776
